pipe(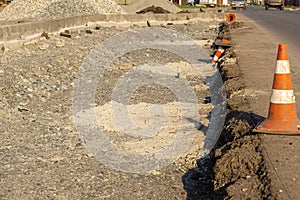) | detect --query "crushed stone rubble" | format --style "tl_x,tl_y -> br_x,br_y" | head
0,20 -> 219,198
0,0 -> 125,21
